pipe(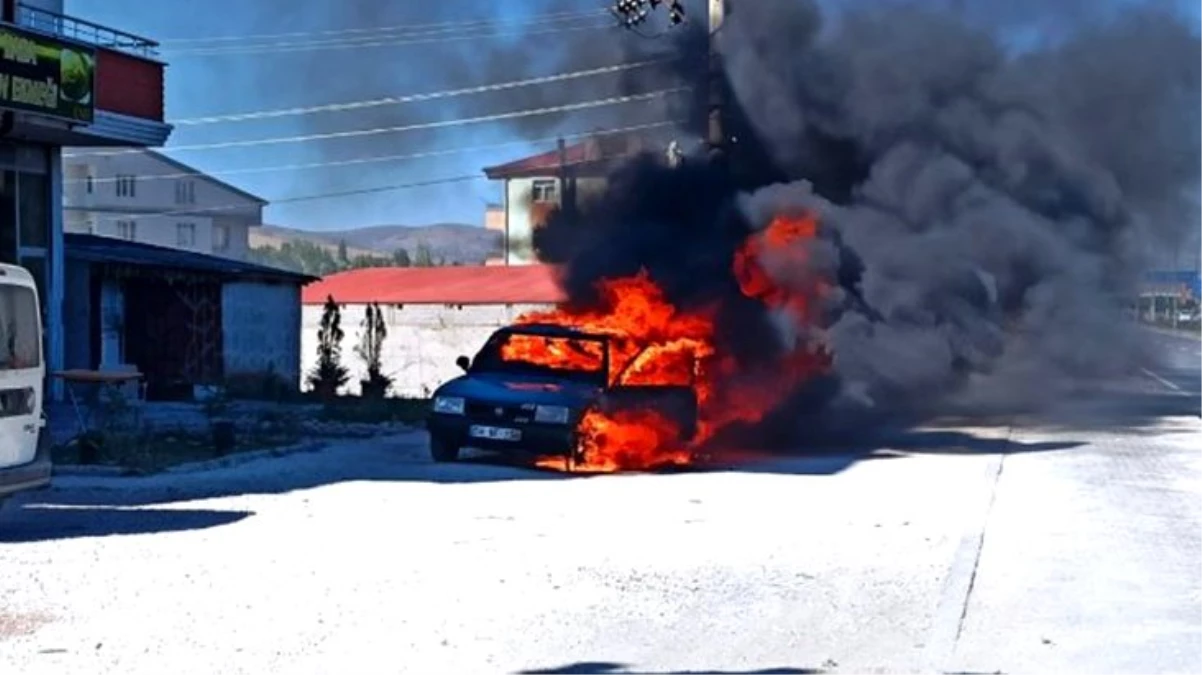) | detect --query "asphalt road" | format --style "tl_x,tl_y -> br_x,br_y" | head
1,331 -> 1198,675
